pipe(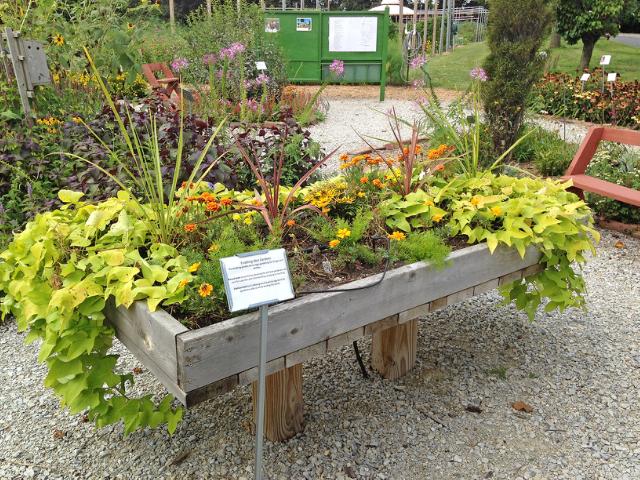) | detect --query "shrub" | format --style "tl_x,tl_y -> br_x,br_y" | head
585,144 -> 640,224
483,0 -> 552,155
512,124 -> 578,176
